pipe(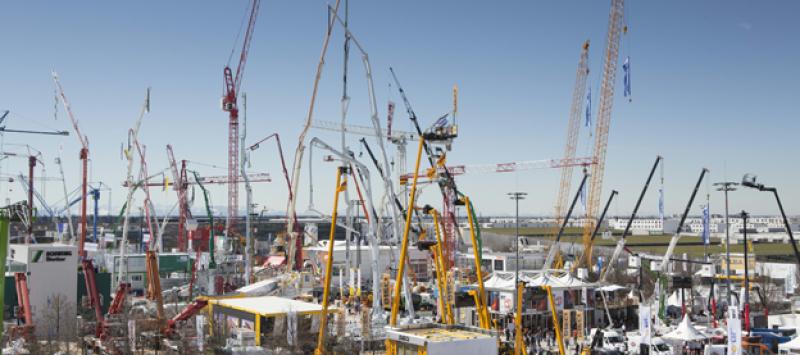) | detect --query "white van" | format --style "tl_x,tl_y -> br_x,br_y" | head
588,329 -> 627,353
626,335 -> 673,355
